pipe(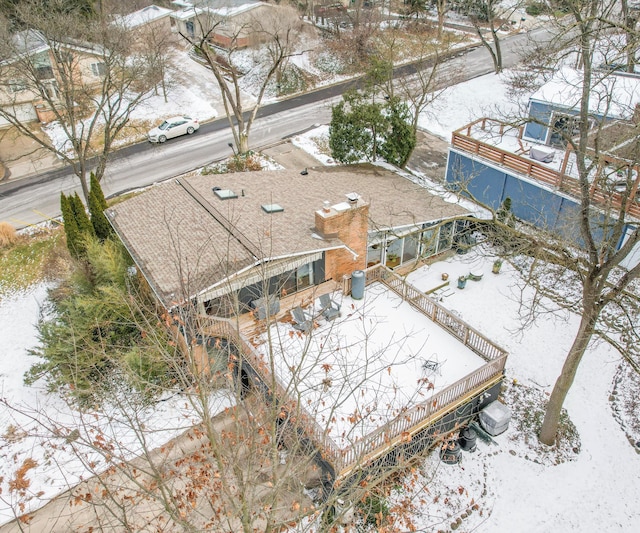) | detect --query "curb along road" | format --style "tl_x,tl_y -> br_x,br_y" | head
0,27 -> 551,227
